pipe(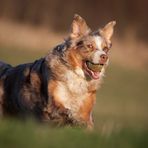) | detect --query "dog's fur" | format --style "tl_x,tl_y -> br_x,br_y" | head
0,15 -> 116,129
